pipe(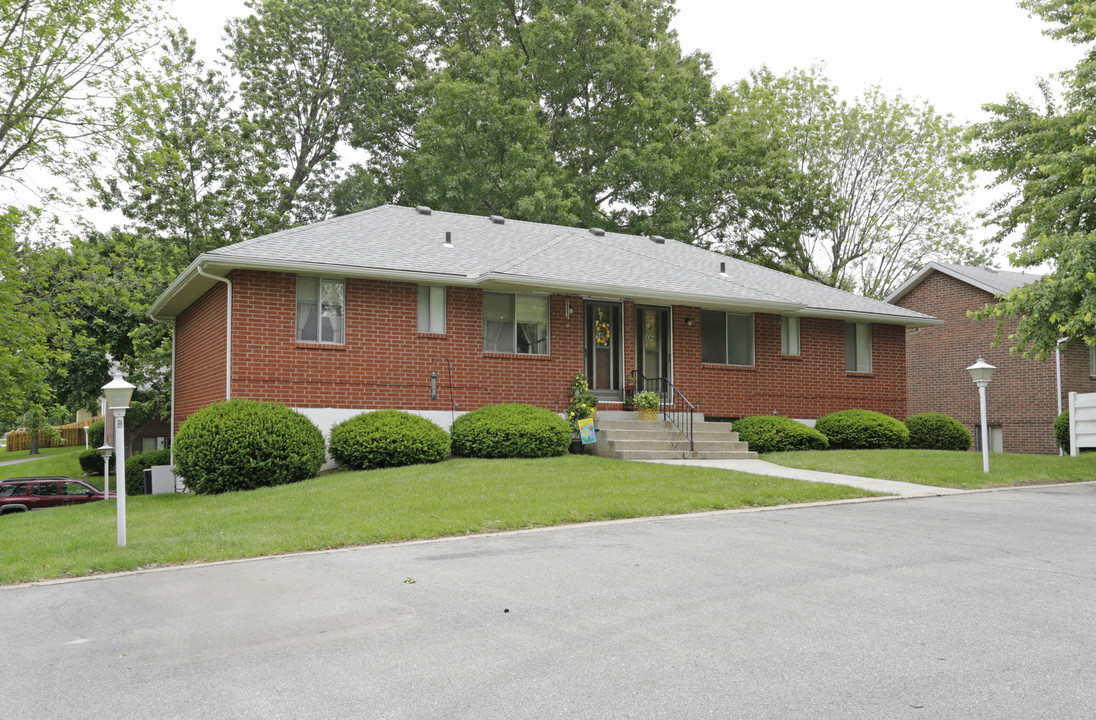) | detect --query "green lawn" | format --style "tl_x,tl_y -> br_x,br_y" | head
762,449 -> 1096,489
0,446 -> 87,481
0,455 -> 878,585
